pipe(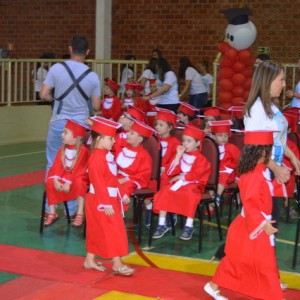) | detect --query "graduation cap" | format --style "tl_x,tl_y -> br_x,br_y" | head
91,117 -> 122,137
65,120 -> 88,138
209,120 -> 233,134
131,120 -> 156,138
244,130 -> 275,145
223,8 -> 252,25
155,107 -> 178,126
183,125 -> 205,142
